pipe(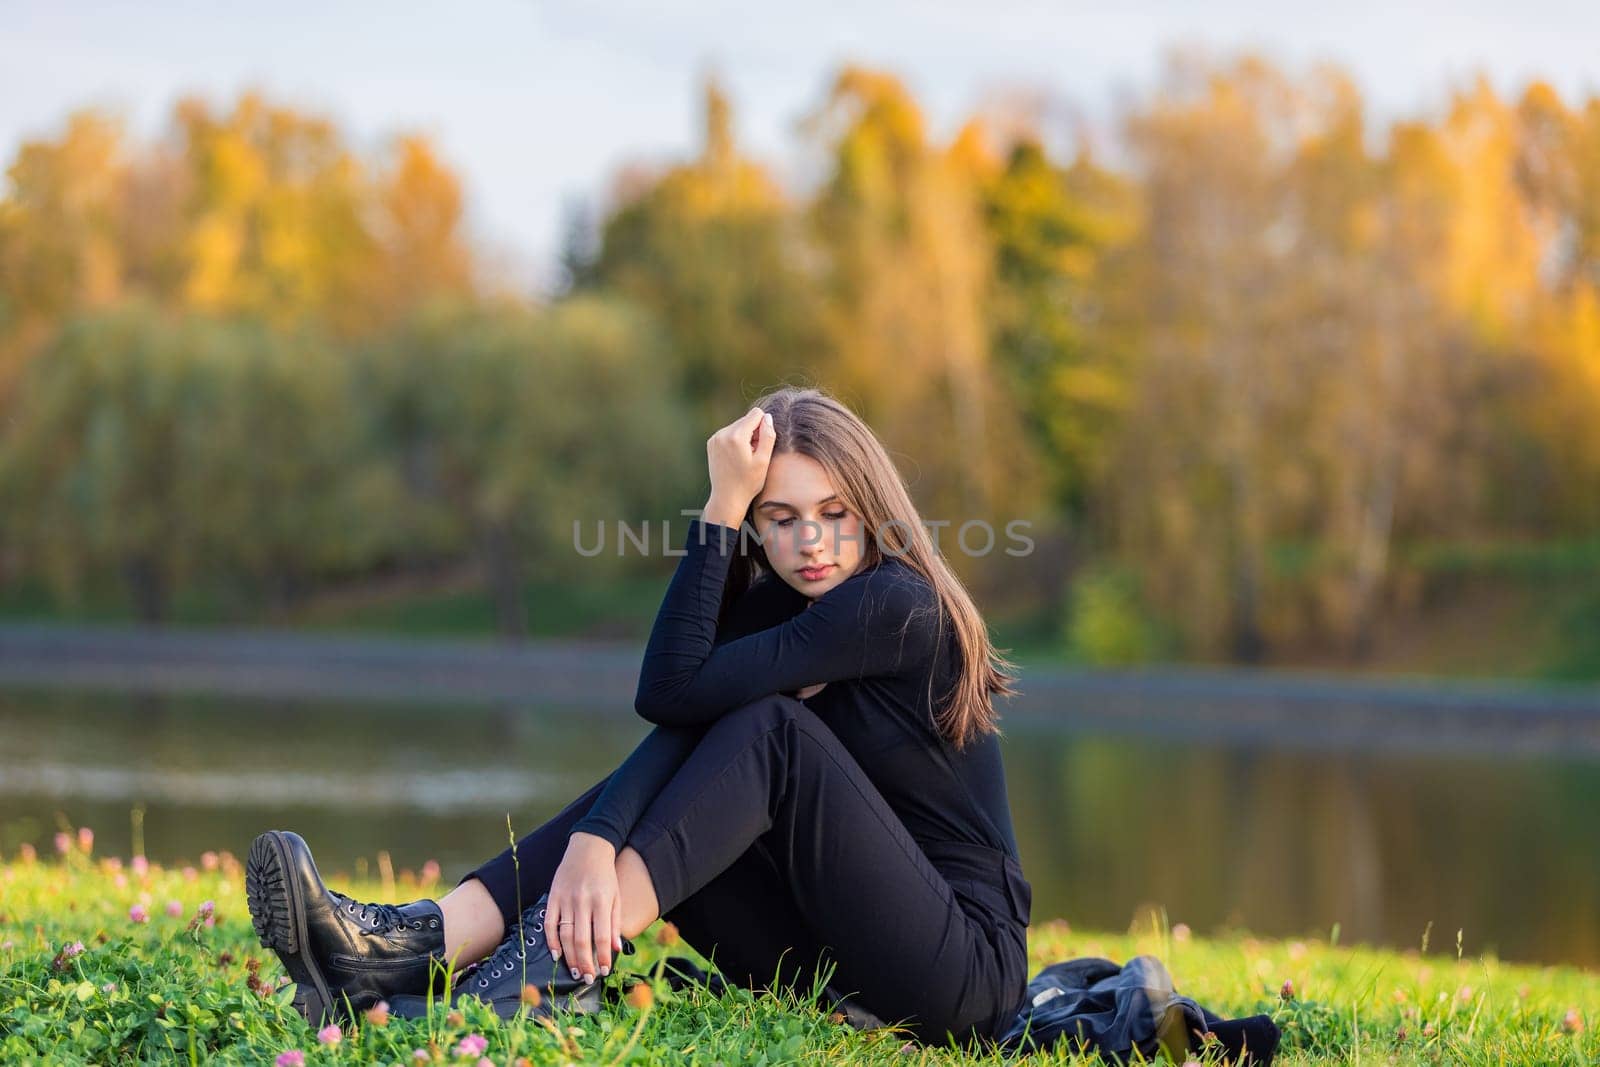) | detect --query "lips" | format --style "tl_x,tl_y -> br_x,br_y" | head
797,564 -> 835,581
